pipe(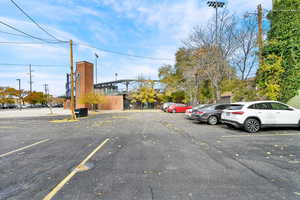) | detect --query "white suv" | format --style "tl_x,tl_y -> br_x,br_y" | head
221,101 -> 300,133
